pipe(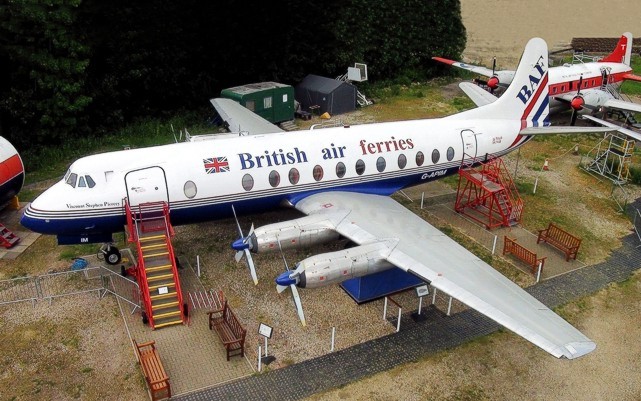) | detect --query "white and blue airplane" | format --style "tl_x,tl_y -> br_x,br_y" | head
23,38 -> 608,359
